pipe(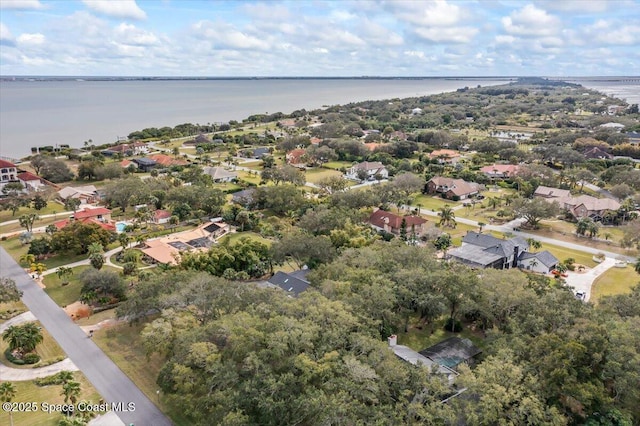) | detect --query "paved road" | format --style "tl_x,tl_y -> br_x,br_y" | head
0,247 -> 173,426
